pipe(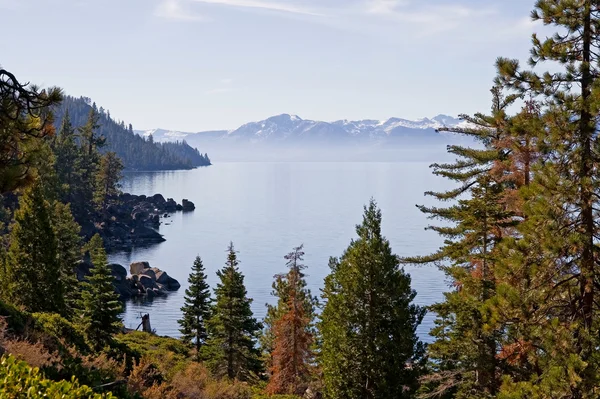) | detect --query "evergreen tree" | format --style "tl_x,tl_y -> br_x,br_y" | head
79,234 -> 122,351
408,89 -> 528,398
94,151 -> 123,212
52,110 -> 80,204
492,1 -> 600,395
52,202 -> 83,317
73,109 -> 103,220
320,200 -> 425,399
0,68 -> 62,193
261,245 -> 318,371
3,181 -> 65,314
203,243 -> 262,381
178,256 -> 212,361
266,245 -> 316,395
